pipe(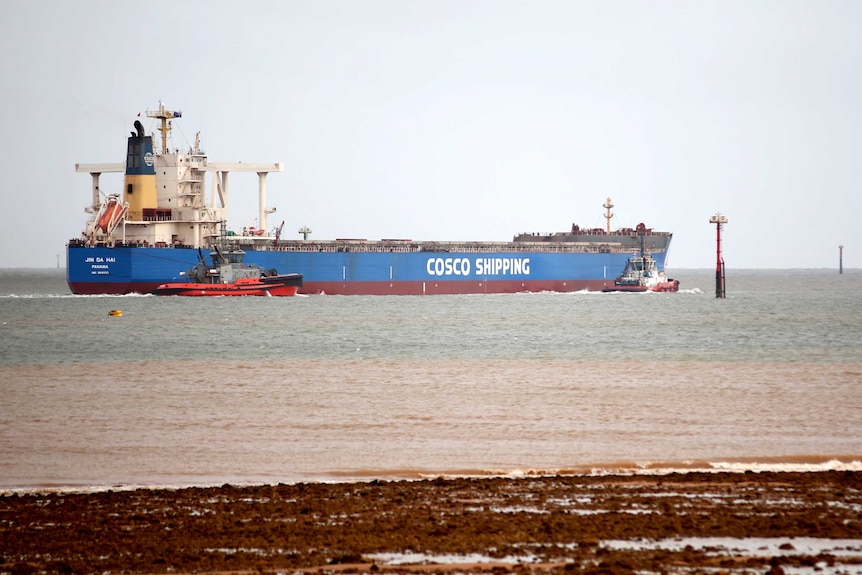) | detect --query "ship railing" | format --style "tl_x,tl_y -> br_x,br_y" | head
264,241 -> 644,254
66,238 -> 653,255
515,230 -> 673,240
